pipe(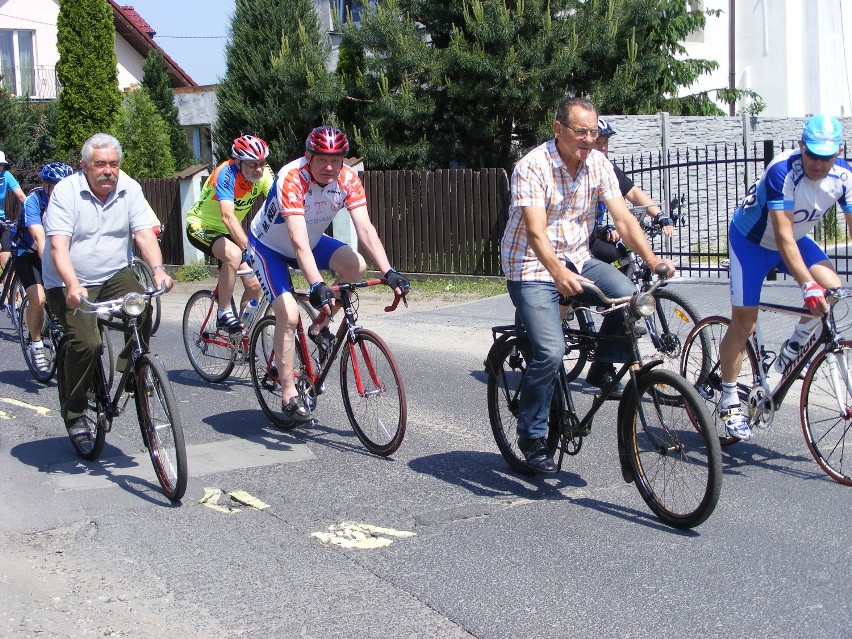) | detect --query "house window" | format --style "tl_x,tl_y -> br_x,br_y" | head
0,30 -> 35,97
333,0 -> 376,25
